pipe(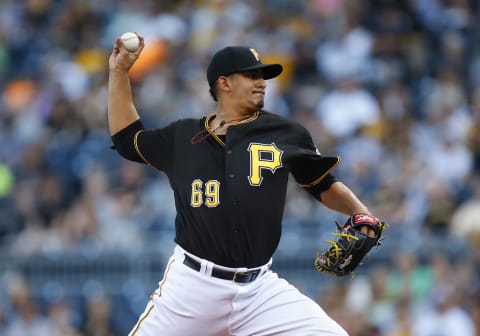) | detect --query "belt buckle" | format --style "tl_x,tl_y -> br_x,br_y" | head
233,269 -> 261,283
